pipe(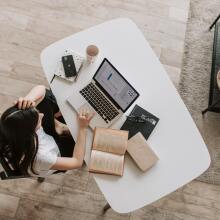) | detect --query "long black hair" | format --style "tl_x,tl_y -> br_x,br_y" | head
0,105 -> 39,175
